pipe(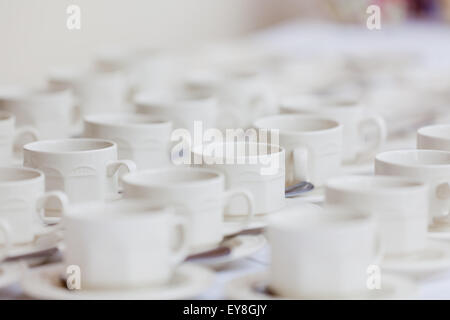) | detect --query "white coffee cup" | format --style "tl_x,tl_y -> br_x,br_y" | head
253,114 -> 343,187
23,139 -> 136,205
0,167 -> 68,245
325,175 -> 428,255
375,149 -> 450,220
0,87 -> 76,140
417,124 -> 450,151
48,68 -> 128,117
281,95 -> 387,163
191,142 -> 285,215
0,112 -> 38,165
121,167 -> 254,250
83,113 -> 173,170
134,91 -> 218,134
63,200 -> 188,289
267,207 -> 380,299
